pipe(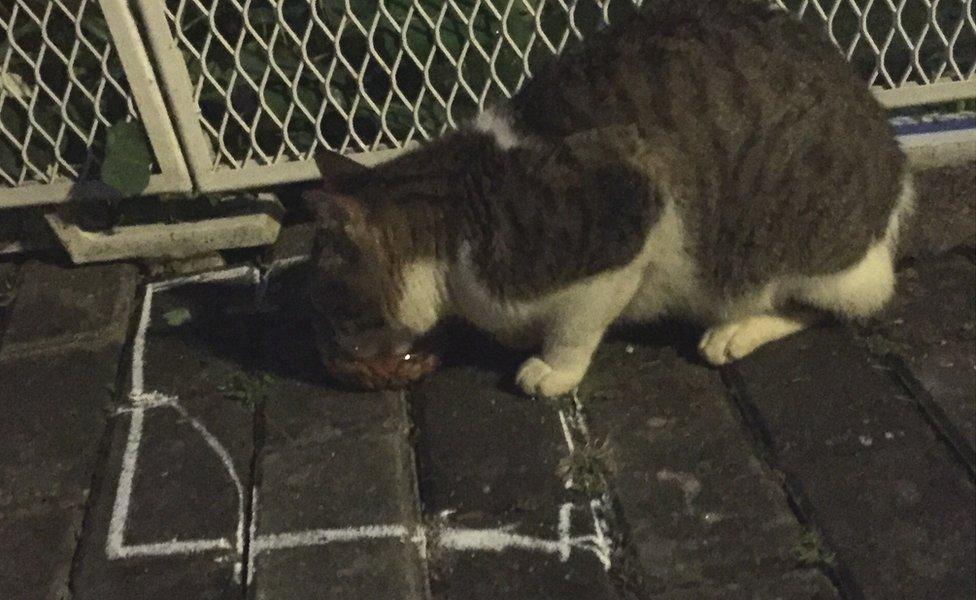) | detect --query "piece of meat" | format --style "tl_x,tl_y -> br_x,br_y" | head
324,351 -> 440,390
